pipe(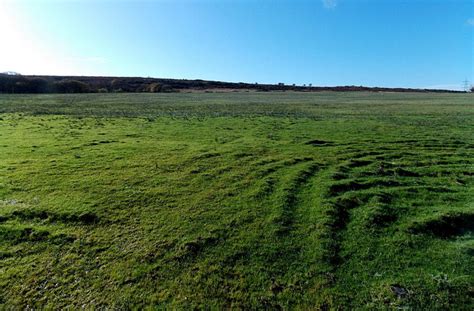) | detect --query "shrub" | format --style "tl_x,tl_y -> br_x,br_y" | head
54,80 -> 90,93
161,84 -> 174,92
28,78 -> 50,93
146,83 -> 162,93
